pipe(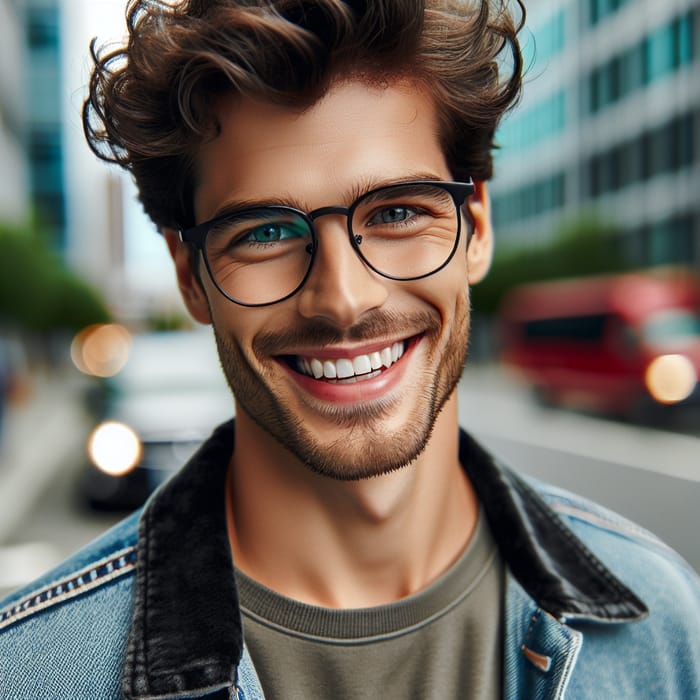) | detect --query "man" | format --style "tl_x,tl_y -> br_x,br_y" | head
1,1 -> 699,698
